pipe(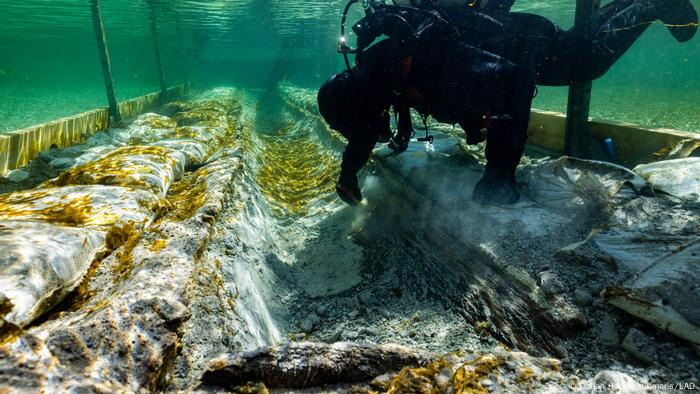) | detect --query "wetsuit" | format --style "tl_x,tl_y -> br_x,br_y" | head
447,0 -> 673,86
324,29 -> 534,204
